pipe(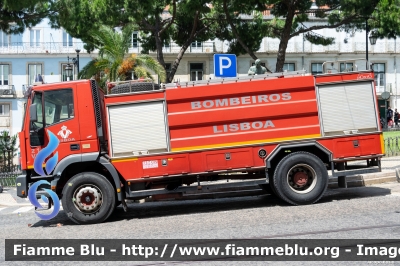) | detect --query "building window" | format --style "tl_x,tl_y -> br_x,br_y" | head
0,65 -> 9,86
191,41 -> 202,48
340,63 -> 354,72
30,29 -> 41,47
164,39 -> 170,48
11,33 -> 22,46
190,63 -> 203,81
28,64 -> 42,85
191,41 -> 201,48
0,104 -> 10,117
62,30 -> 73,47
132,32 -> 138,48
283,63 -> 295,72
61,63 -> 74,81
373,63 -> 385,89
311,63 -> 323,75
0,31 -> 9,47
